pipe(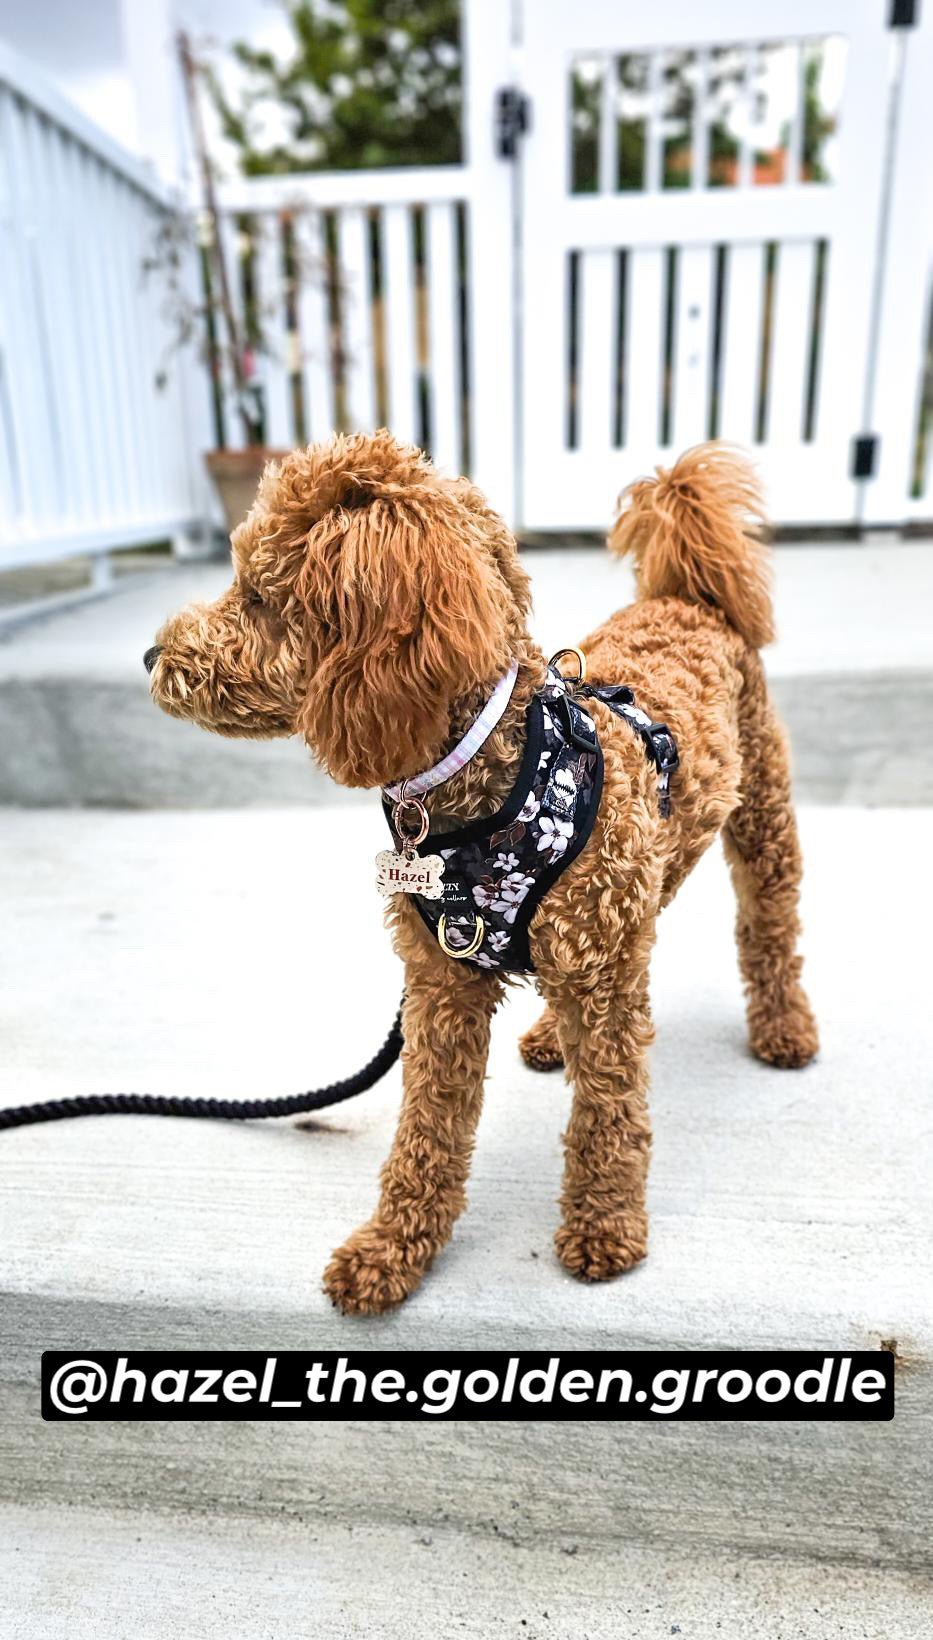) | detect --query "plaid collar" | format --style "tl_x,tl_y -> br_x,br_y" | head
382,659 -> 520,803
